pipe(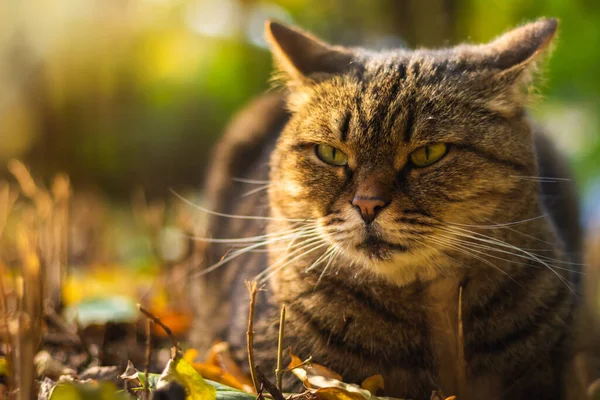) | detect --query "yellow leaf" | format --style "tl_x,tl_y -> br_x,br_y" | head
360,375 -> 384,395
184,349 -> 199,364
158,357 -> 216,400
314,387 -> 366,400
